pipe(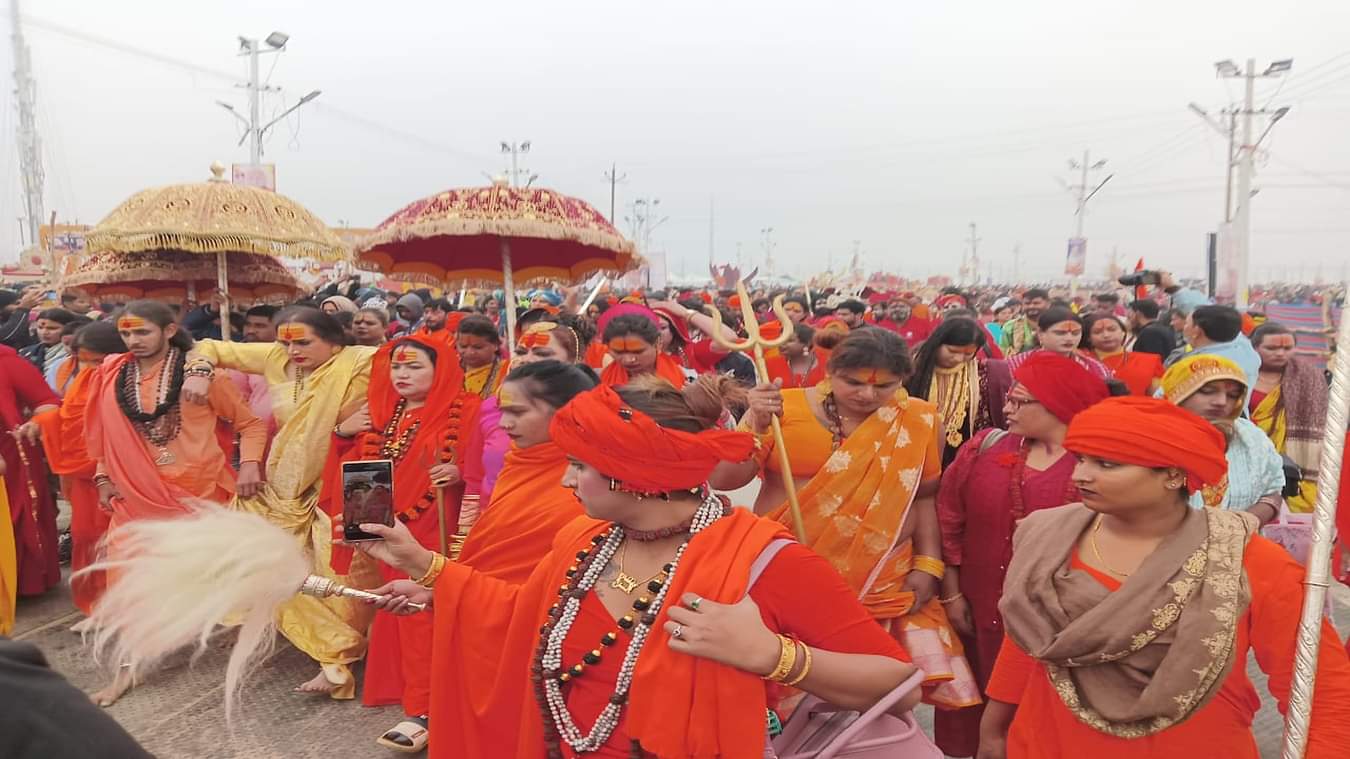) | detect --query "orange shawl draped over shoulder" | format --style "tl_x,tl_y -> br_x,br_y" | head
428,508 -> 790,759
766,390 -> 980,709
455,440 -> 580,581
34,367 -> 97,478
